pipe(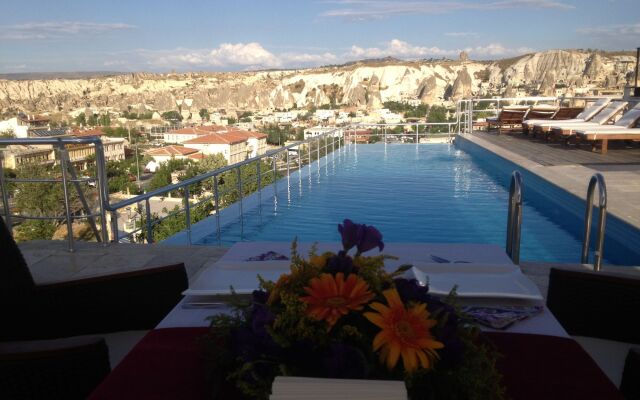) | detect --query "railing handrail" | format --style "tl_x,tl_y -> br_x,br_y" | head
0,134 -> 109,251
581,173 -> 607,270
506,171 -> 523,264
0,136 -> 104,146
107,129 -> 341,211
